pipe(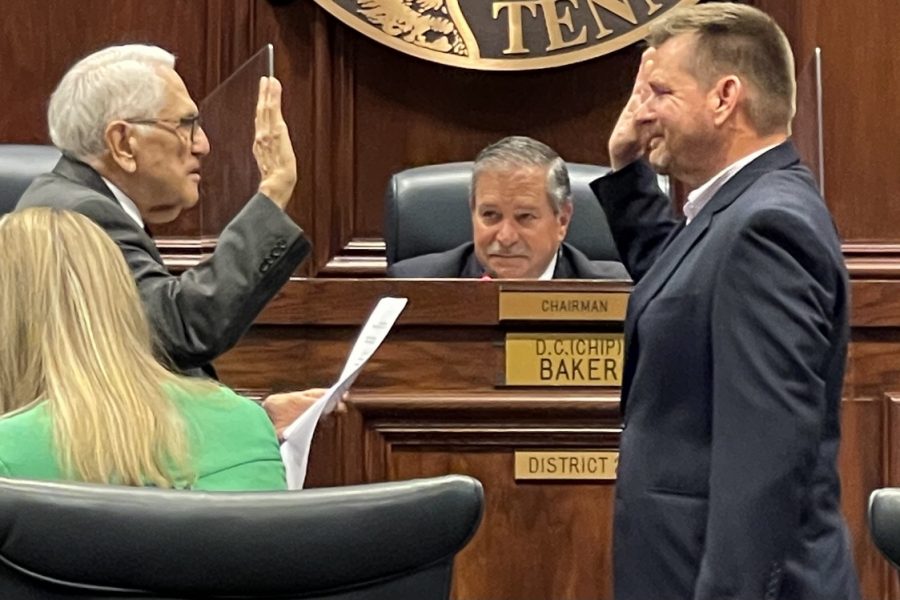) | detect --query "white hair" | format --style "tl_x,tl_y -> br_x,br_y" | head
48,44 -> 176,161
